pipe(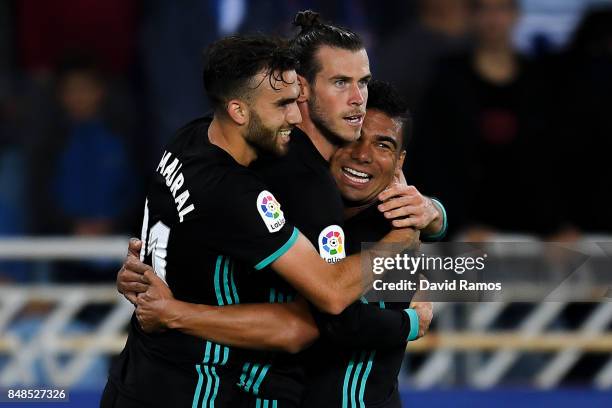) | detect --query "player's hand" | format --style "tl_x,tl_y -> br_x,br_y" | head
135,270 -> 175,333
117,238 -> 150,305
408,301 -> 433,339
377,185 -> 440,230
392,167 -> 408,186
